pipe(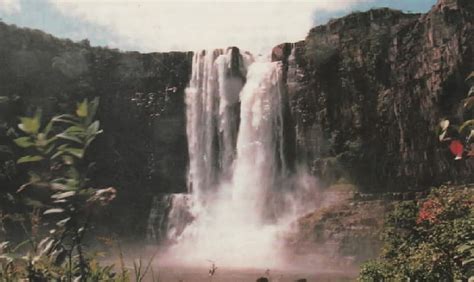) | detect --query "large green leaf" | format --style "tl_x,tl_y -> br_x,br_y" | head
52,114 -> 79,125
87,120 -> 100,135
51,150 -> 65,160
62,147 -> 85,159
56,132 -> 84,144
76,99 -> 88,118
17,155 -> 44,164
43,120 -> 54,135
85,120 -> 102,147
65,125 -> 85,134
18,115 -> 40,134
14,136 -> 34,148
44,143 -> 56,155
